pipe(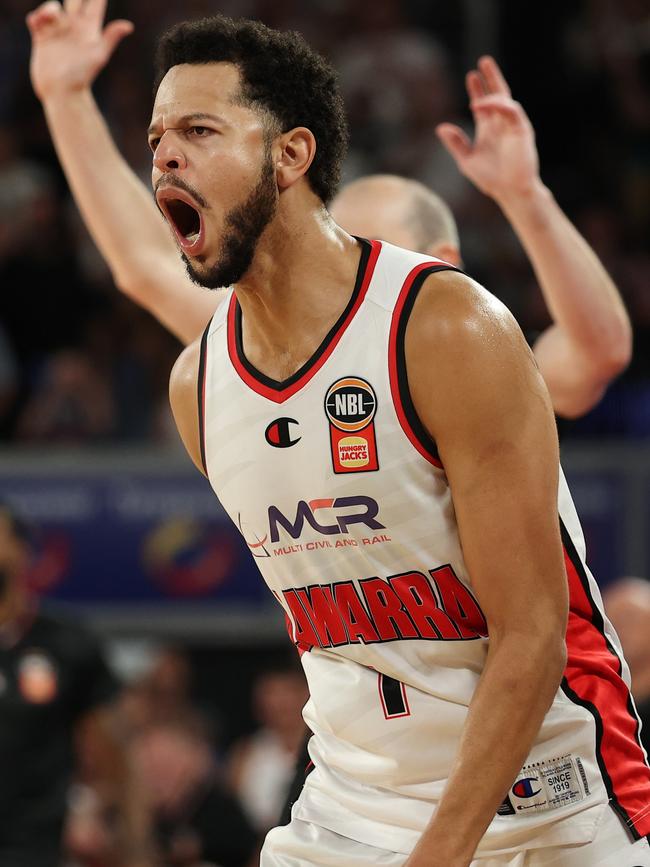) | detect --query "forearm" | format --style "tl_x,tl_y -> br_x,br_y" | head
409,635 -> 566,866
43,89 -> 178,293
498,182 -> 631,365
